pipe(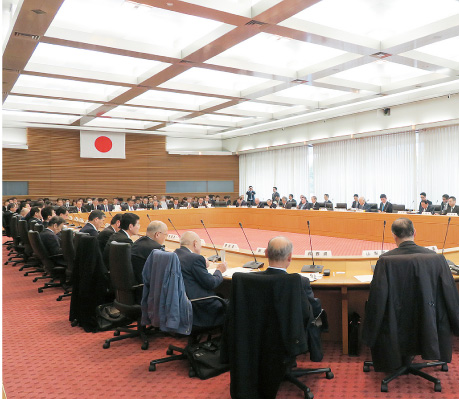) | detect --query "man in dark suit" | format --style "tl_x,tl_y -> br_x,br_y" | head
418,192 -> 432,213
236,197 -> 247,207
272,187 -> 280,203
279,196 -> 289,208
97,213 -> 122,253
254,198 -> 263,208
27,206 -> 43,228
75,199 -> 85,213
442,196 -> 459,215
259,236 -> 321,317
379,194 -> 393,213
357,197 -> 371,211
122,199 -> 138,211
103,213 -> 140,268
175,231 -> 227,327
351,194 -> 359,208
41,206 -> 55,228
419,200 -> 434,214
98,198 -> 113,212
80,210 -> 106,237
309,196 -> 320,210
381,218 -> 435,257
171,198 -> 180,209
131,220 -> 167,285
324,194 -> 332,207
39,216 -> 66,263
297,197 -> 309,210
440,194 -> 449,213
266,199 -> 277,208
246,186 -> 256,206
84,197 -> 95,212
138,197 -> 150,209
